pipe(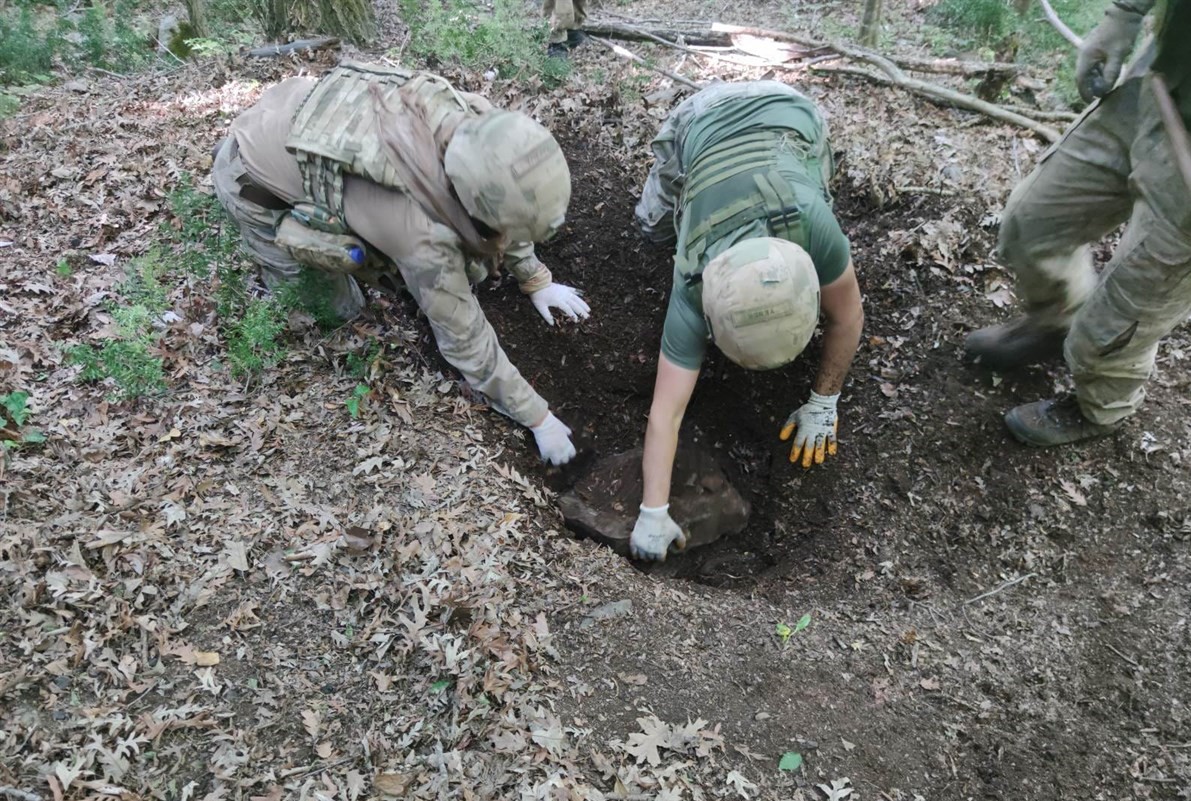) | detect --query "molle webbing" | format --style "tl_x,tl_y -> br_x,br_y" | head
285,62 -> 472,220
676,129 -> 818,278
